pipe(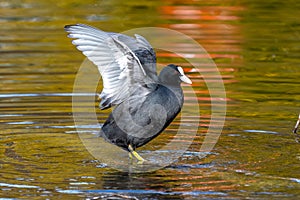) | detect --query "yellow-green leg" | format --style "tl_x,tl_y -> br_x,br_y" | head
128,144 -> 145,163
